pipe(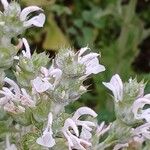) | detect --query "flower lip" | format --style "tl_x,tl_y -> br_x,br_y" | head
132,95 -> 150,122
23,13 -> 45,27
72,107 -> 98,120
36,112 -> 56,148
20,6 -> 43,21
